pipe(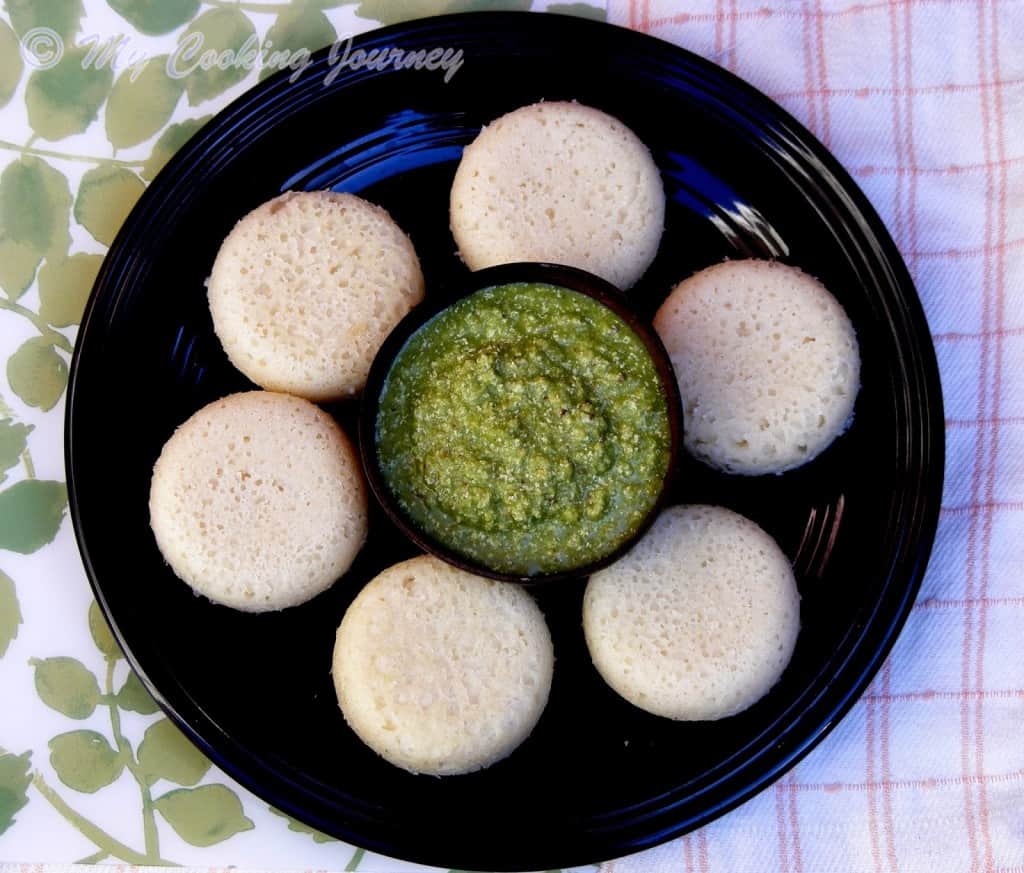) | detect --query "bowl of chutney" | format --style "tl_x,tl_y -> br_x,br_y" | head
359,262 -> 682,583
